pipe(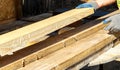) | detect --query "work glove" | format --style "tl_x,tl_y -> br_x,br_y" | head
76,1 -> 99,10
103,14 -> 120,33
